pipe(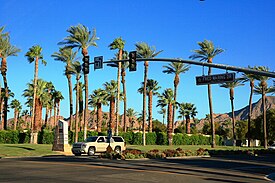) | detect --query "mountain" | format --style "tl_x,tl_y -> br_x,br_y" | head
216,96 -> 275,121
196,96 -> 275,130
